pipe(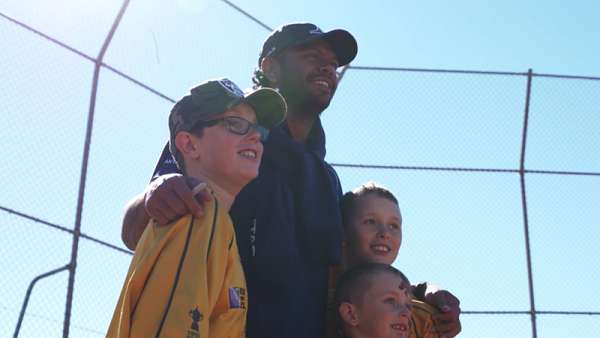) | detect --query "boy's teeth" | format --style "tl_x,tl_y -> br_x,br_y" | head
372,245 -> 390,252
314,80 -> 329,88
240,150 -> 256,158
392,324 -> 408,331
